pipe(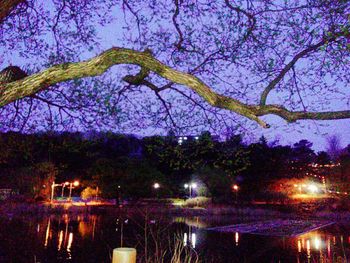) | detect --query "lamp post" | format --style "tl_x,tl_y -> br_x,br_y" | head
61,182 -> 69,197
184,183 -> 197,198
116,185 -> 121,207
68,180 -> 79,201
153,183 -> 160,199
232,184 -> 239,204
50,182 -> 63,204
